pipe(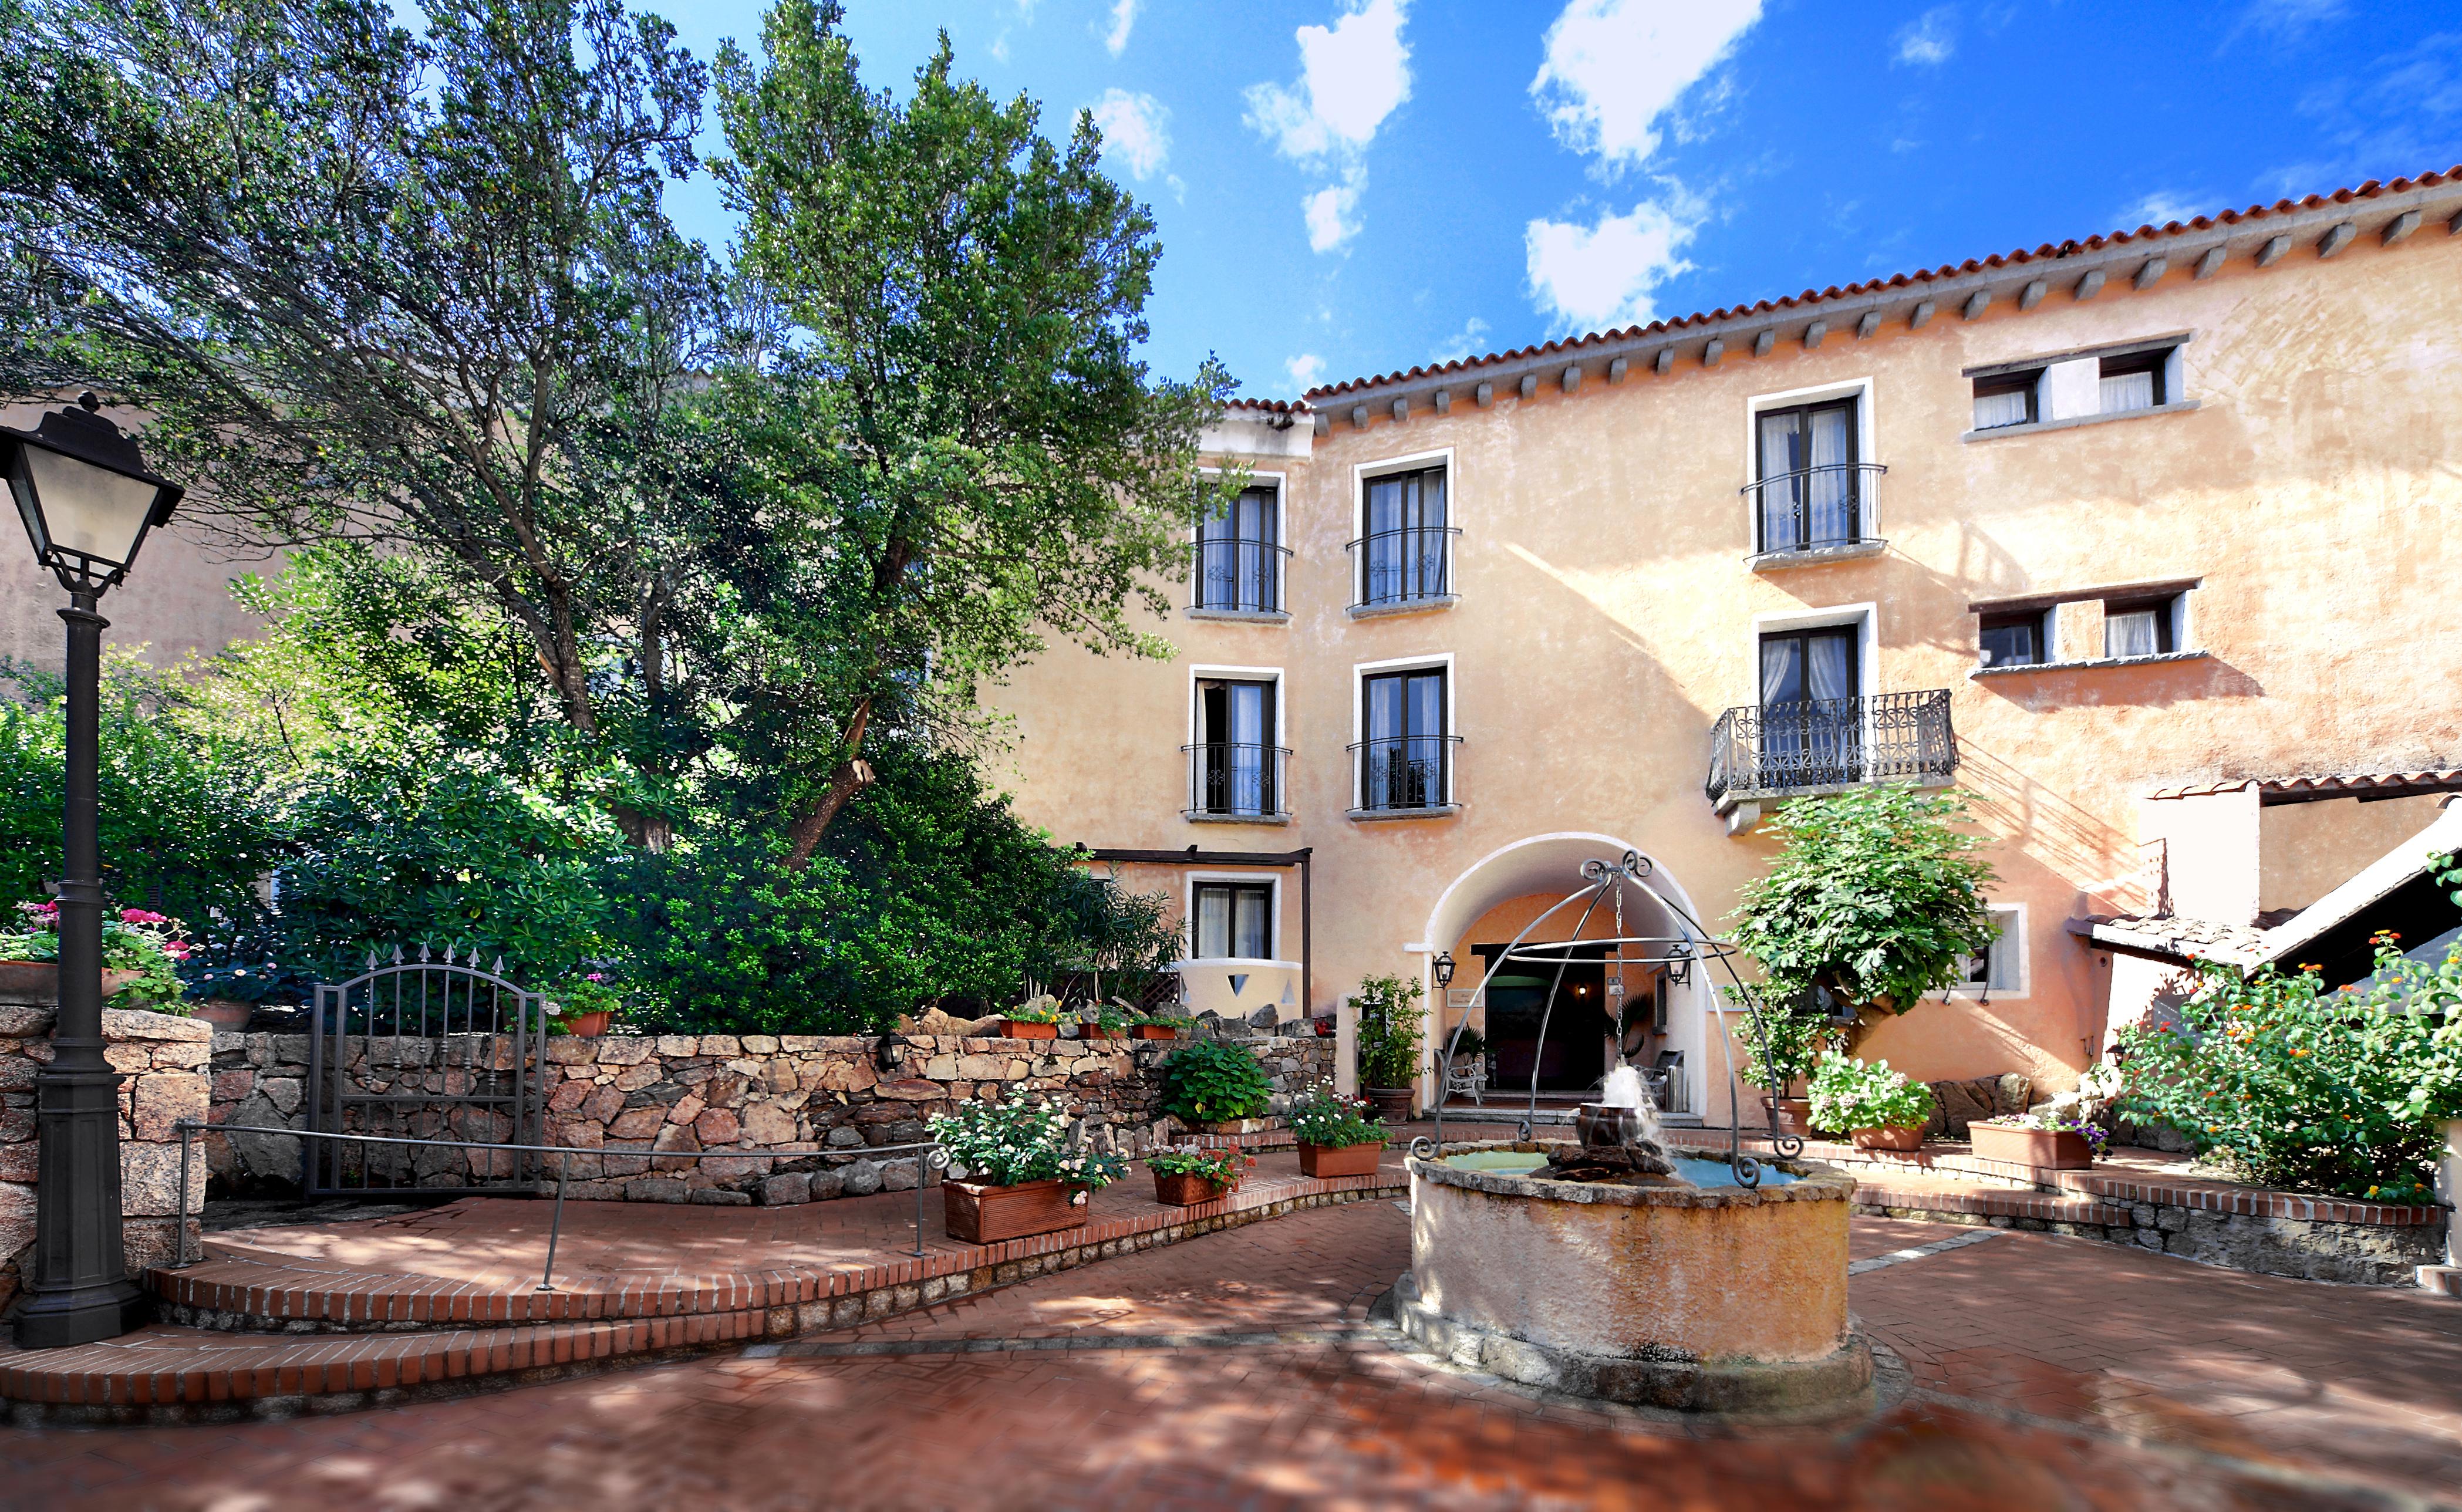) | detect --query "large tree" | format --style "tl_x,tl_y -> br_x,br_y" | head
710,1 -> 1235,863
